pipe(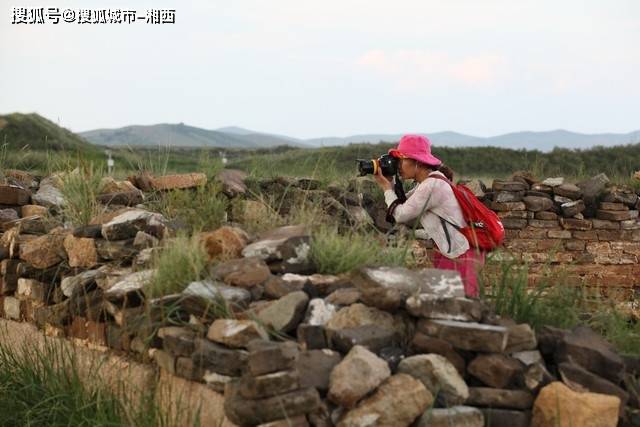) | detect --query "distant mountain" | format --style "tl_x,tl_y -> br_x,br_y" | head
81,123 -> 310,149
79,121 -> 640,152
0,113 -> 100,154
309,130 -> 640,151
